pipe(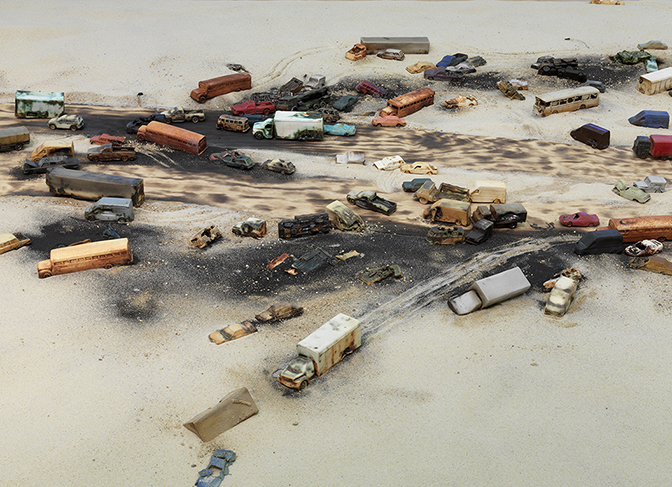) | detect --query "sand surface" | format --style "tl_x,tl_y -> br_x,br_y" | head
2,1 -> 672,486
